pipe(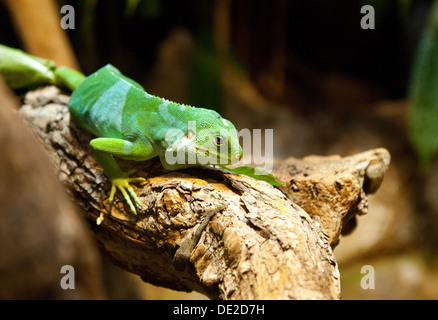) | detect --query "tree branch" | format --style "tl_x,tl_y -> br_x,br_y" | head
276,148 -> 391,247
17,86 -> 390,299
